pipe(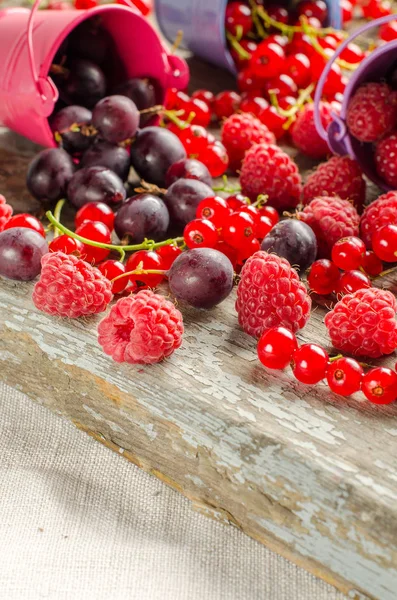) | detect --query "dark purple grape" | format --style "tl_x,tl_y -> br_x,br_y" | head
130,127 -> 186,187
67,166 -> 126,208
113,78 -> 156,110
81,140 -> 130,181
0,228 -> 48,281
168,248 -> 234,309
92,95 -> 139,144
68,20 -> 111,64
164,179 -> 215,229
165,158 -> 213,188
50,105 -> 94,155
26,148 -> 75,203
114,194 -> 169,243
62,59 -> 106,109
260,219 -> 317,272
